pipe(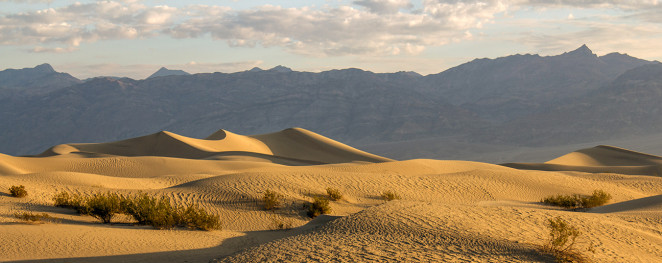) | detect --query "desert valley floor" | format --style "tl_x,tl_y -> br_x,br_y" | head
1,128 -> 661,262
